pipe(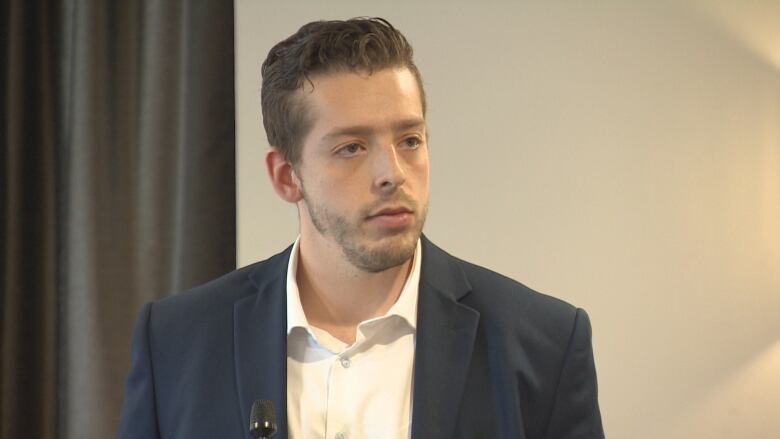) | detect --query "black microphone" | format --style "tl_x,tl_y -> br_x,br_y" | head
249,400 -> 277,439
